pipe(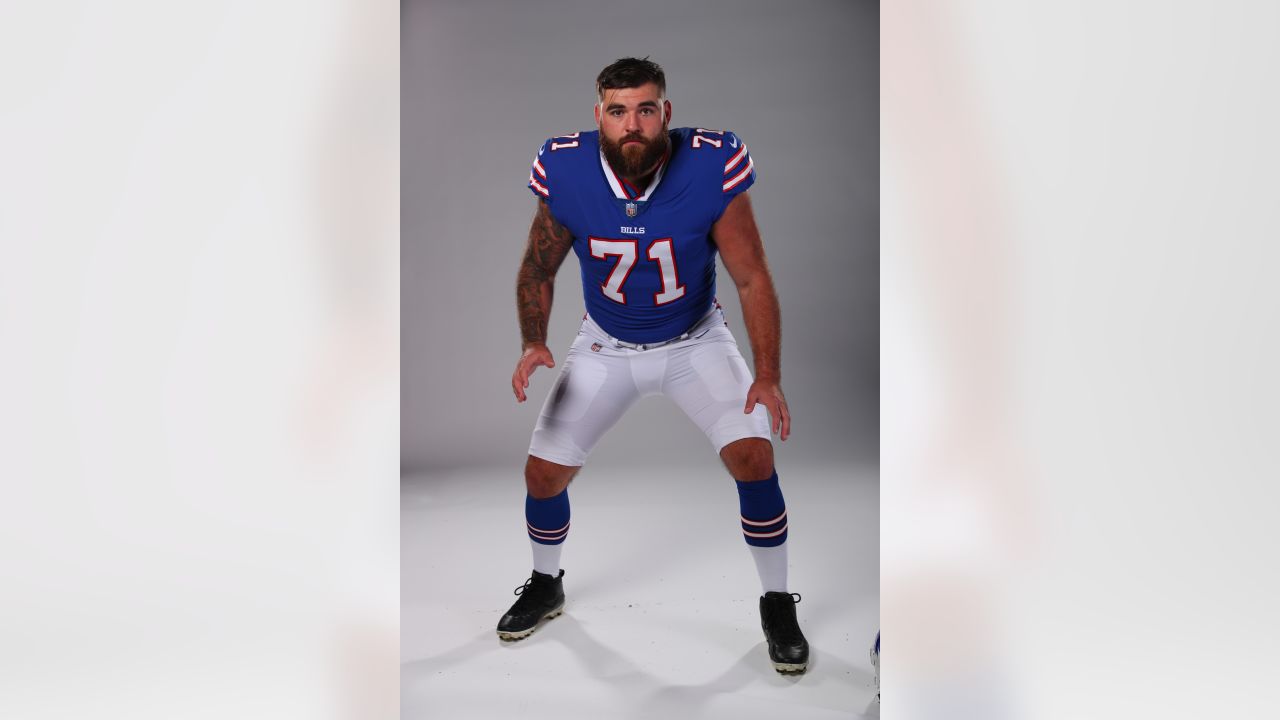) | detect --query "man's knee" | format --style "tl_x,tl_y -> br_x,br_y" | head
524,455 -> 579,498
720,438 -> 775,481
